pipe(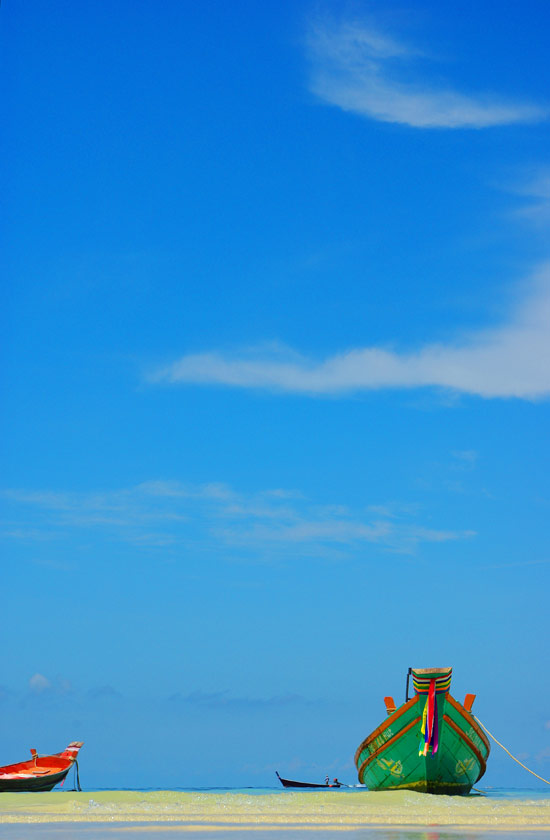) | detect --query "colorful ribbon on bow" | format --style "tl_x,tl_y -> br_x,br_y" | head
419,678 -> 439,756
